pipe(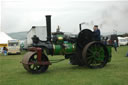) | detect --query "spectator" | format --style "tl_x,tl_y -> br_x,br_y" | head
3,47 -> 8,56
126,52 -> 128,57
104,37 -> 108,45
20,43 -> 24,51
113,40 -> 117,52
